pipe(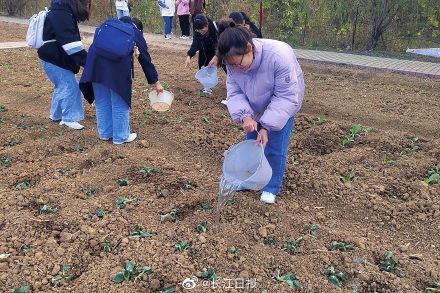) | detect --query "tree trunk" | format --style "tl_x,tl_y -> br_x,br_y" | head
351,3 -> 360,50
